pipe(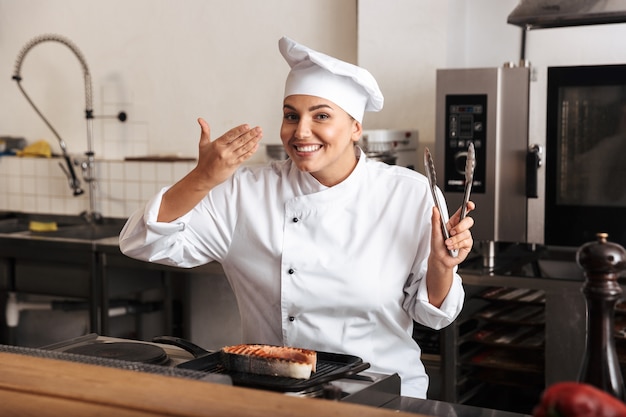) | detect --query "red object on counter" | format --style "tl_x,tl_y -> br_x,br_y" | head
533,382 -> 626,417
